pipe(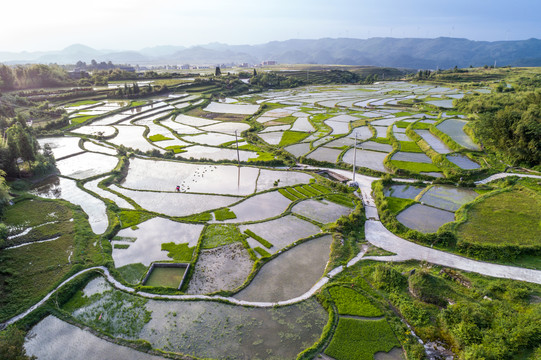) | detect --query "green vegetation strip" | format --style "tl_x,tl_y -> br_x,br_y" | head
311,183 -> 331,194
286,186 -> 307,199
214,208 -> 237,221
253,246 -> 271,257
390,160 -> 441,173
325,318 -> 400,360
329,286 -> 383,317
278,131 -> 310,147
148,134 -> 173,142
386,197 -> 416,215
278,188 -> 298,201
326,193 -> 355,208
244,229 -> 273,249
161,242 -> 195,262
202,224 -> 245,249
